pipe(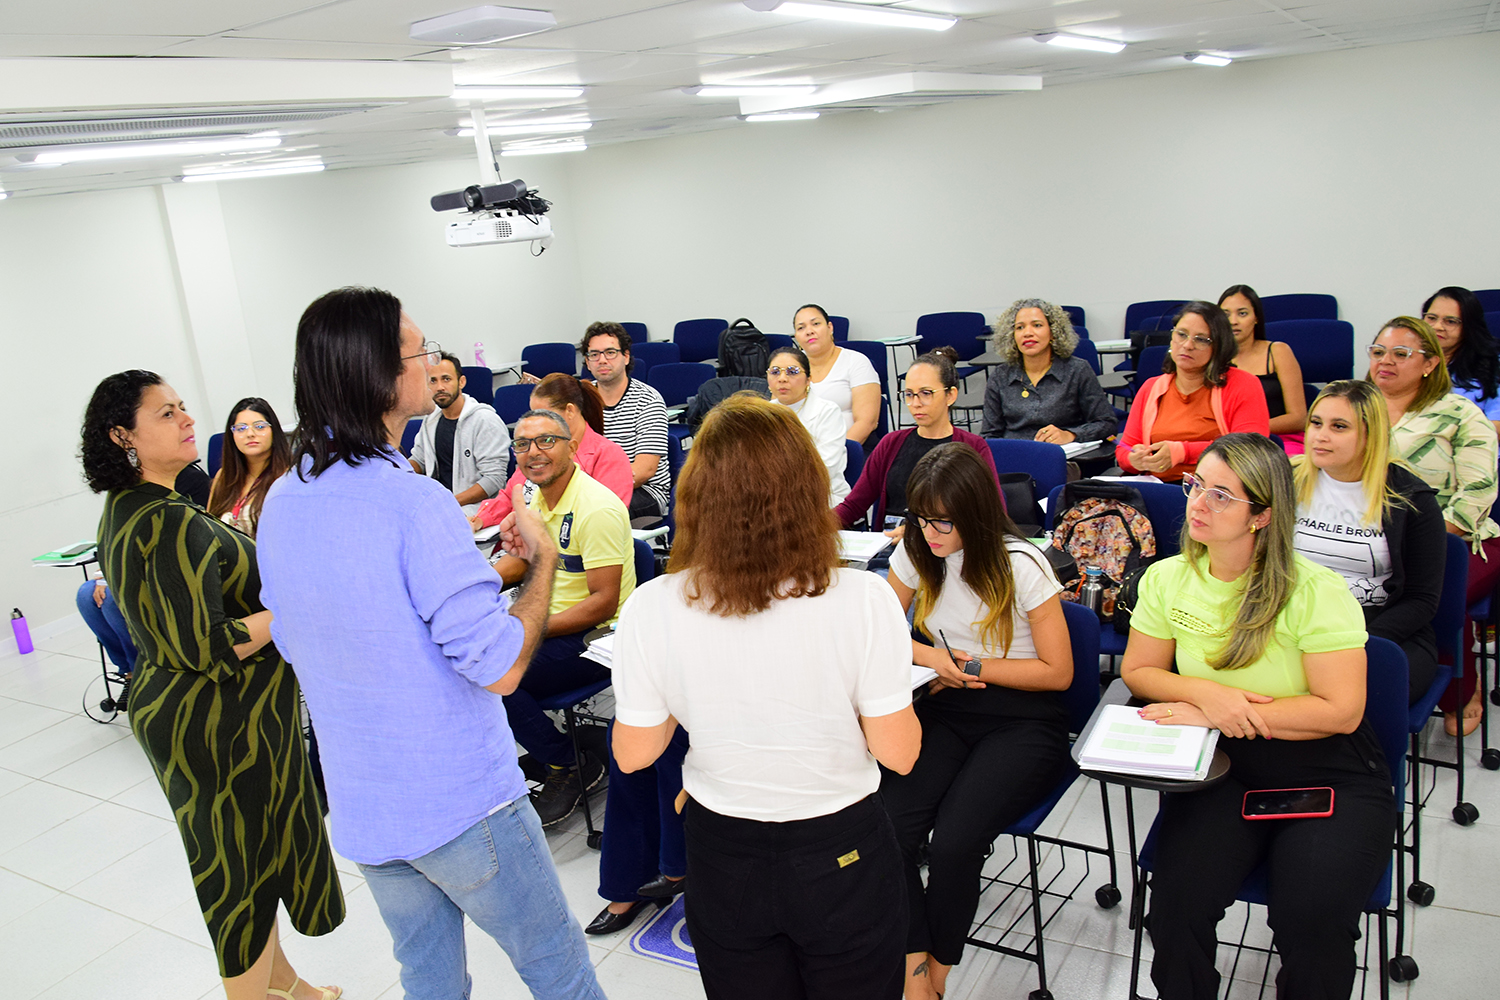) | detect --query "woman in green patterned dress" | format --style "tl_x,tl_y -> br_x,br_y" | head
1367,318 -> 1500,736
80,371 -> 344,1000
